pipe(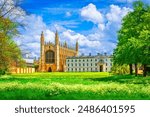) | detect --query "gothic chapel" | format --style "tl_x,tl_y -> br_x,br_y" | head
38,31 -> 78,72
